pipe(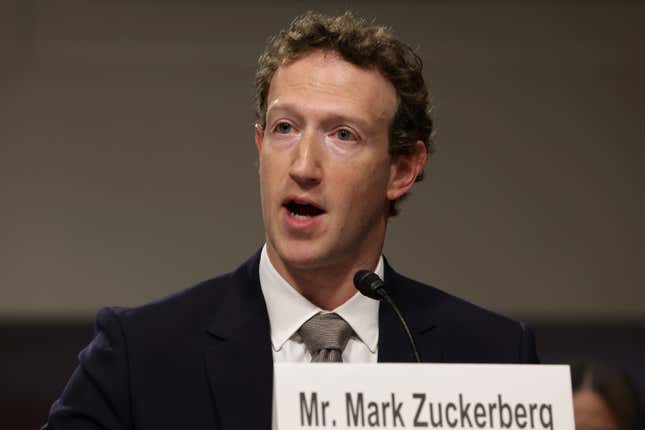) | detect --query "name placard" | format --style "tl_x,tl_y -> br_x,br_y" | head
274,363 -> 573,430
